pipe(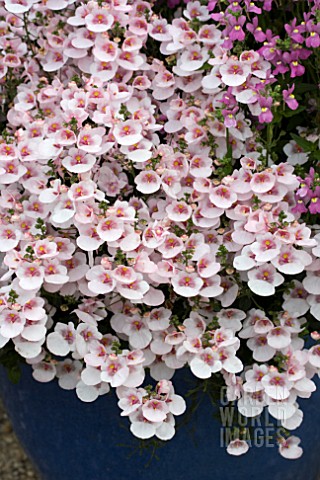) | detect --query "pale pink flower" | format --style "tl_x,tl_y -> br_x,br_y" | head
34,239 -> 58,259
16,263 -> 44,291
85,9 -> 114,32
116,274 -> 149,301
97,217 -> 124,242
157,234 -> 184,259
113,120 -> 143,146
209,185 -> 237,209
220,59 -> 250,87
308,345 -> 320,368
55,128 -> 77,146
43,51 -> 67,72
22,297 -> 46,321
307,294 -> 320,320
179,45 -> 209,72
93,38 -> 118,62
216,277 -> 239,306
84,341 -> 108,368
227,439 -> 249,456
117,387 -> 145,416
76,224 -> 104,251
135,171 -> 161,194
303,271 -> 320,296
171,272 -> 203,297
166,201 -> 192,222
0,225 -> 21,252
62,149 -> 96,173
0,143 -> 18,161
56,360 -> 82,390
217,309 -> 246,332
250,172 -> 276,193
146,308 -> 171,332
46,0 -> 69,10
271,246 -> 312,275
129,410 -> 157,439
217,346 -> 243,373
197,253 -> 220,278
247,335 -> 276,362
267,326 -> 291,349
117,50 -> 144,71
77,127 -> 105,153
4,0 -> 34,14
250,233 -> 281,262
262,372 -> 292,400
86,266 -> 115,295
0,160 -> 27,184
32,362 -> 56,383
76,381 -> 110,403
278,436 -> 303,460
122,317 -> 152,349
184,1 -> 211,21
0,310 -> 26,339
190,347 -> 222,379
248,265 -> 284,296
43,259 -> 69,286
142,399 -> 169,422
100,355 -> 129,387
46,322 -> 76,357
